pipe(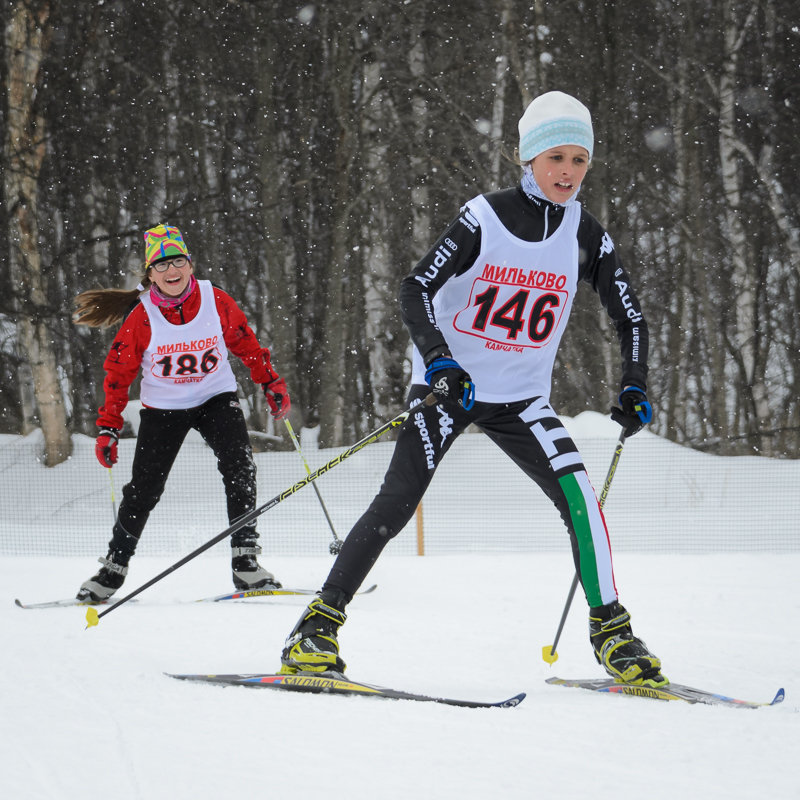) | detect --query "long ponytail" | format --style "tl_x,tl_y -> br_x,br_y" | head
73,268 -> 151,328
